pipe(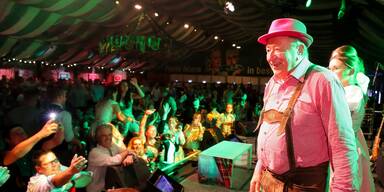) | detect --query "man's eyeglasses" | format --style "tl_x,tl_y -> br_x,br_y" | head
41,158 -> 60,167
